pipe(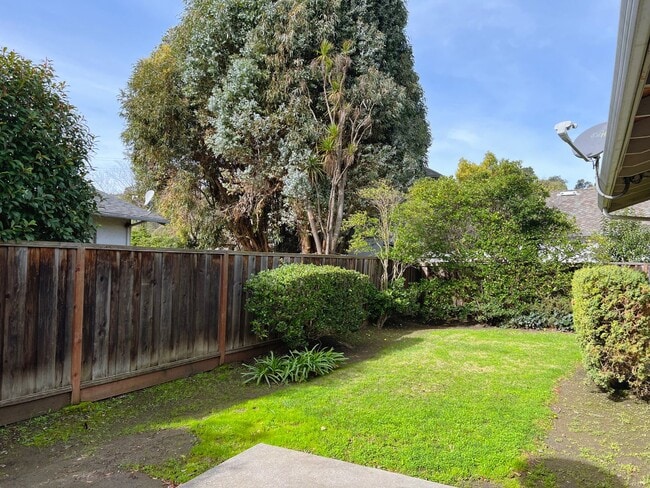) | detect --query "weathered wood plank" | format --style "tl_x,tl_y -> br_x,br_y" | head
70,247 -> 85,403
22,248 -> 39,397
159,252 -> 174,365
36,248 -> 57,392
193,253 -> 207,357
228,254 -> 243,350
210,254 -> 221,354
150,252 -> 162,367
177,253 -> 190,360
107,251 -> 121,377
81,250 -> 96,383
218,253 -> 228,361
0,246 -> 7,398
116,251 -> 134,375
238,255 -> 251,347
137,251 -> 154,370
91,250 -> 112,381
2,248 -> 27,400
58,249 -> 74,389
